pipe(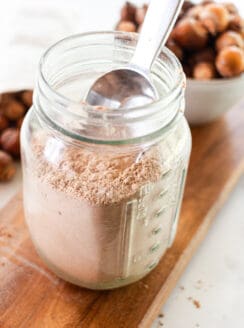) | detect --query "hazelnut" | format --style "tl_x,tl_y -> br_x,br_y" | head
0,93 -> 14,105
191,48 -> 216,64
0,128 -> 20,157
116,21 -> 136,32
17,117 -> 24,129
216,31 -> 244,52
216,46 -> 244,77
137,24 -> 142,33
166,39 -> 183,60
183,63 -> 193,78
180,0 -> 194,18
193,61 -> 216,80
135,5 -> 148,25
0,114 -> 8,131
199,3 -> 230,34
186,5 -> 203,19
182,1 -> 194,12
223,2 -> 238,15
172,18 -> 208,50
3,100 -> 25,121
0,150 -> 16,182
228,14 -> 244,33
201,0 -> 214,5
20,90 -> 33,108
94,106 -> 107,112
120,2 -> 136,22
